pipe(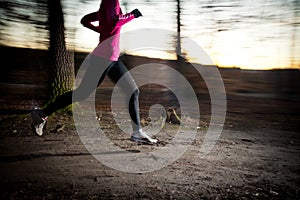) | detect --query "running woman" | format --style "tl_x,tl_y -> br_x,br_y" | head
32,0 -> 158,144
